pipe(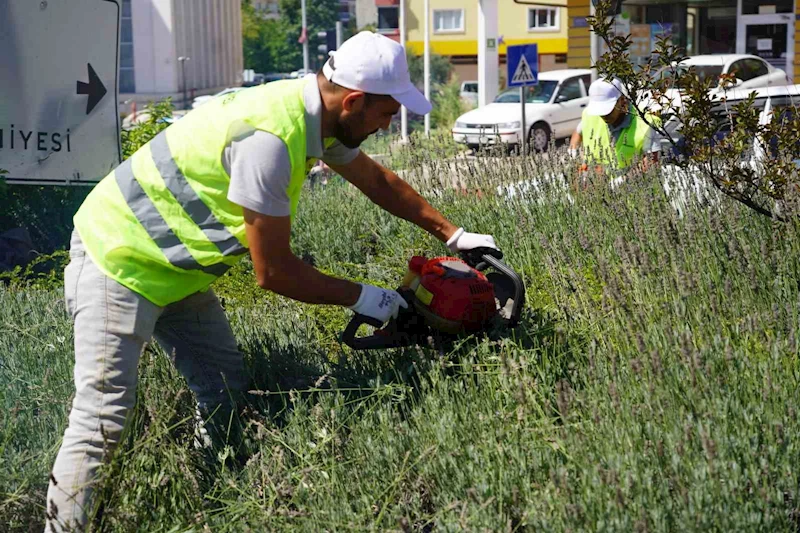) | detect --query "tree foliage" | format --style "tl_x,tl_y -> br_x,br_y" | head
120,98 -> 174,160
406,49 -> 452,90
588,0 -> 800,219
242,0 -> 343,74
